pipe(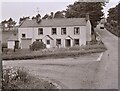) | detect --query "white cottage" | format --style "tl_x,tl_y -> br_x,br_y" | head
18,17 -> 92,49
